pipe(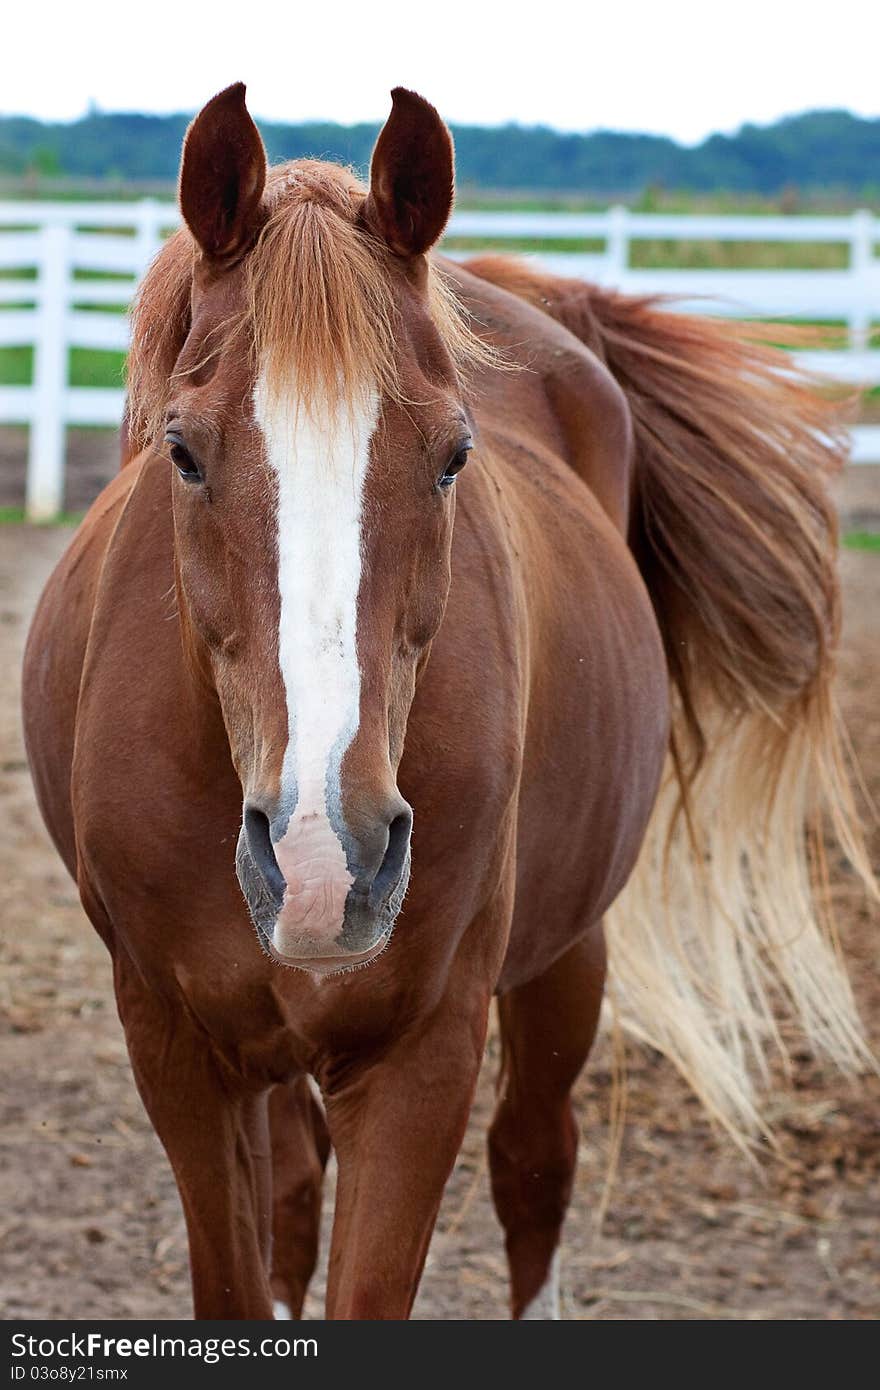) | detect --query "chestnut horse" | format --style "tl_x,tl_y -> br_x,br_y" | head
23,85 -> 872,1320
